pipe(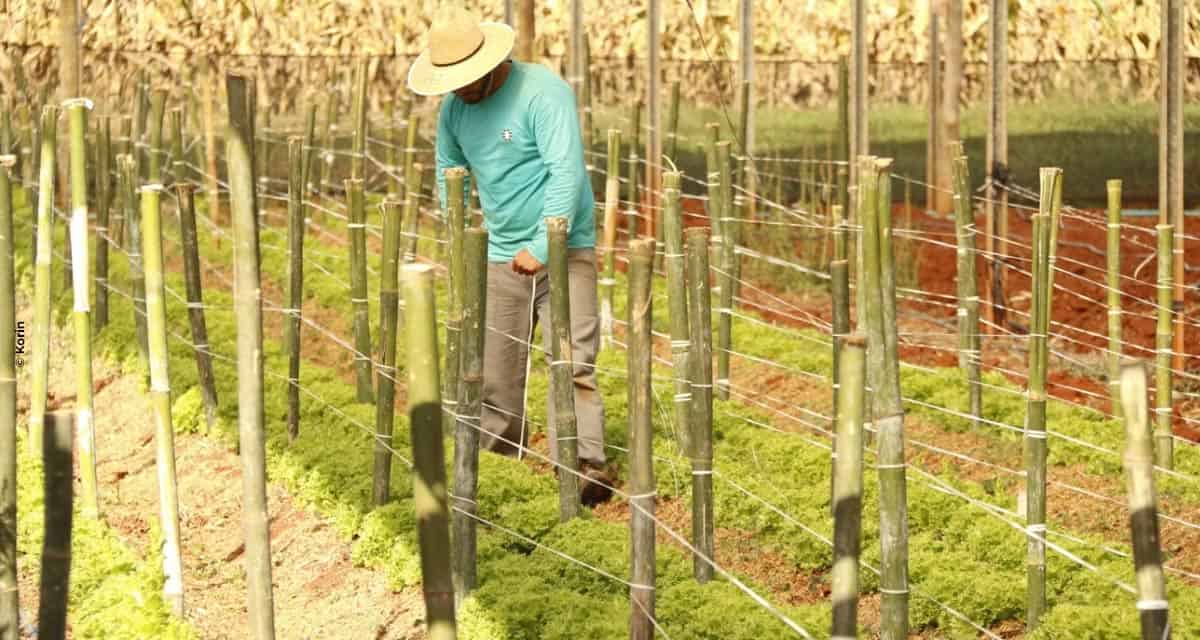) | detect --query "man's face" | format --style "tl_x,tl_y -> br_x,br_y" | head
453,71 -> 492,104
